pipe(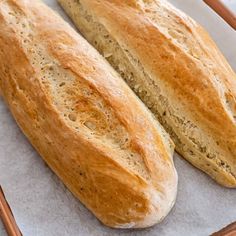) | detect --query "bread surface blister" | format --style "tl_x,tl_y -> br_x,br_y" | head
0,0 -> 178,228
58,0 -> 236,187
